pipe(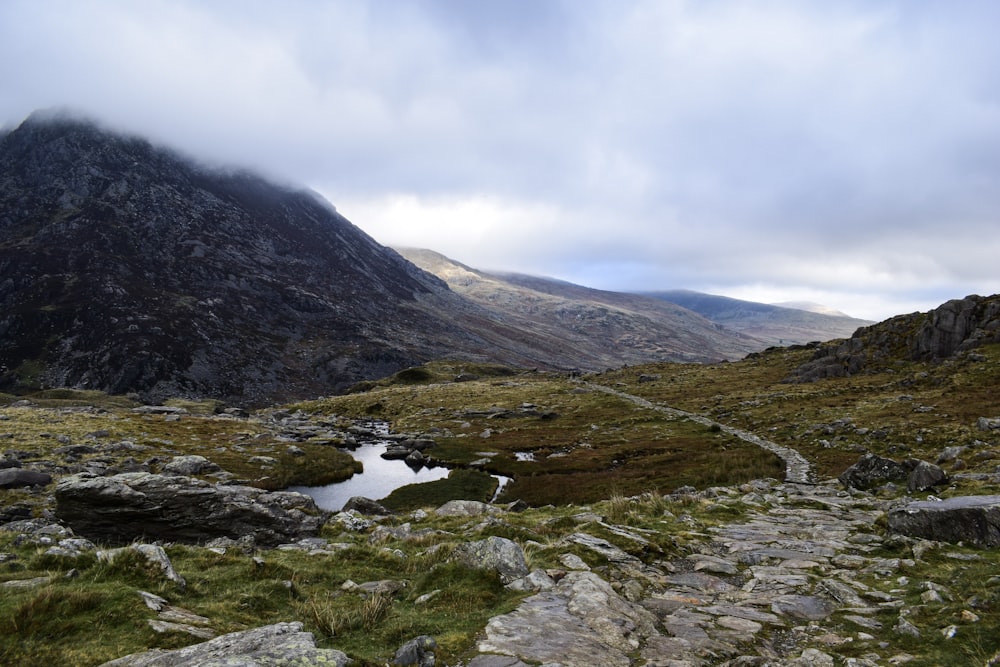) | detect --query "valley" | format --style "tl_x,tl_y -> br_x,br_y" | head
3,112 -> 1000,666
